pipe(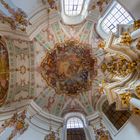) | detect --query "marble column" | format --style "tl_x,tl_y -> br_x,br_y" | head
130,97 -> 140,109
131,29 -> 140,40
